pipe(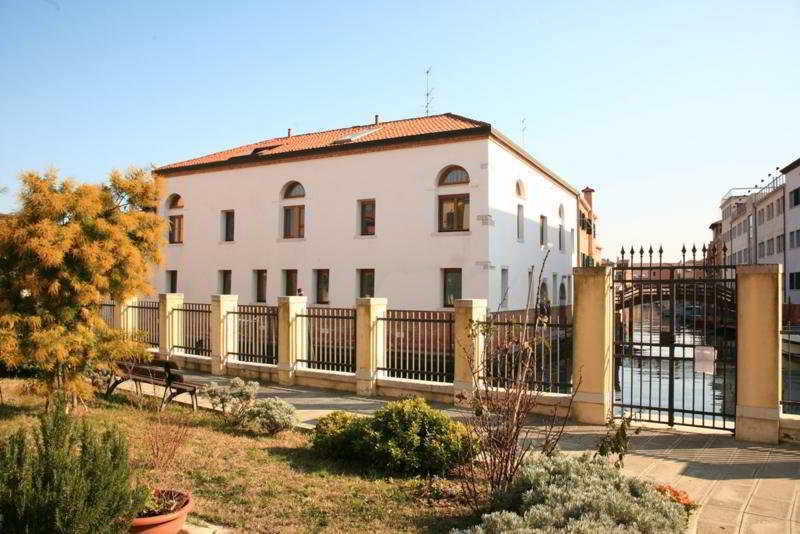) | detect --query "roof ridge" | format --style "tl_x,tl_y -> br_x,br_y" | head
163,113 -> 473,169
